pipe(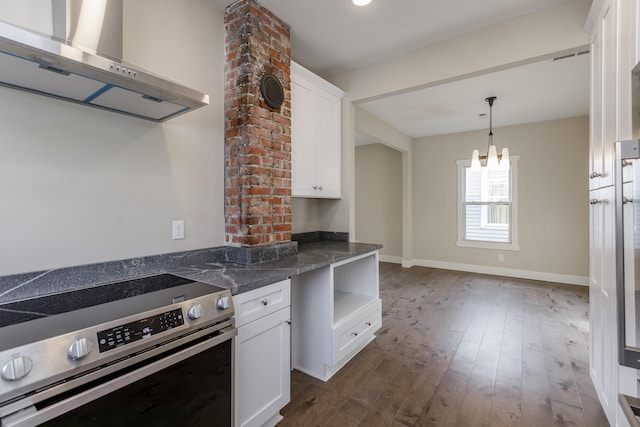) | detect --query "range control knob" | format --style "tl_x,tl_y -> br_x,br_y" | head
1,356 -> 33,381
216,296 -> 230,311
67,337 -> 93,361
188,304 -> 203,320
